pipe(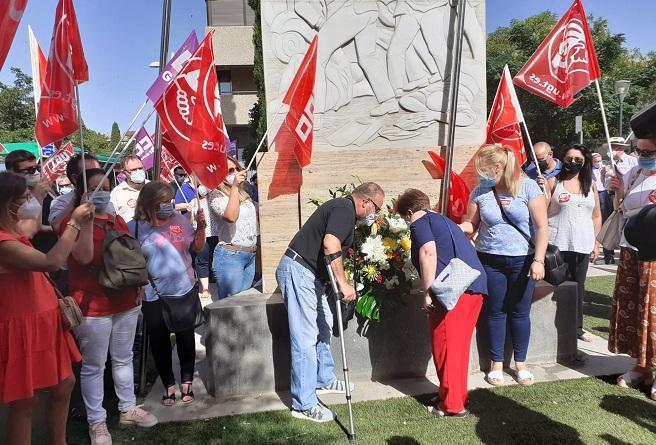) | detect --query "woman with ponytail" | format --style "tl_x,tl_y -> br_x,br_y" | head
460,144 -> 549,387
